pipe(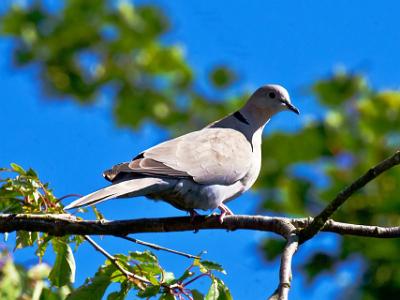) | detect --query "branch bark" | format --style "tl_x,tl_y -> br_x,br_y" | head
299,150 -> 400,243
84,235 -> 151,286
267,222 -> 299,300
1,213 -> 400,239
277,232 -> 298,300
